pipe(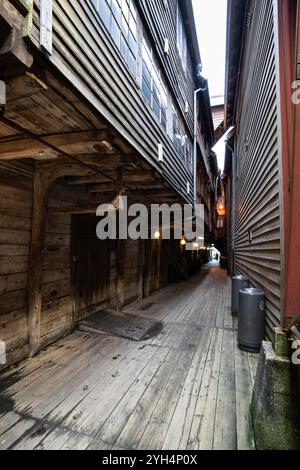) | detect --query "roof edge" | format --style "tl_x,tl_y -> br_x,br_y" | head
224,0 -> 247,128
